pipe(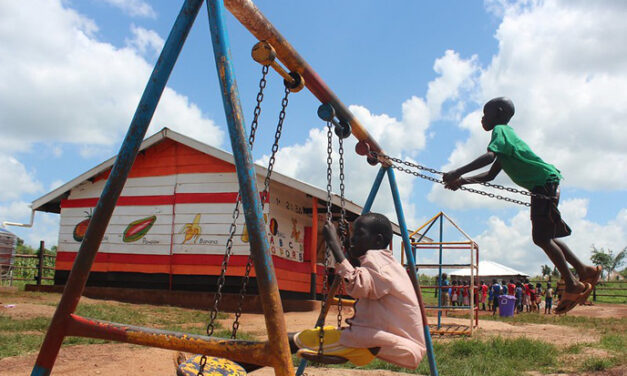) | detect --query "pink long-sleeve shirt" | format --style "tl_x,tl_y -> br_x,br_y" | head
335,249 -> 426,369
